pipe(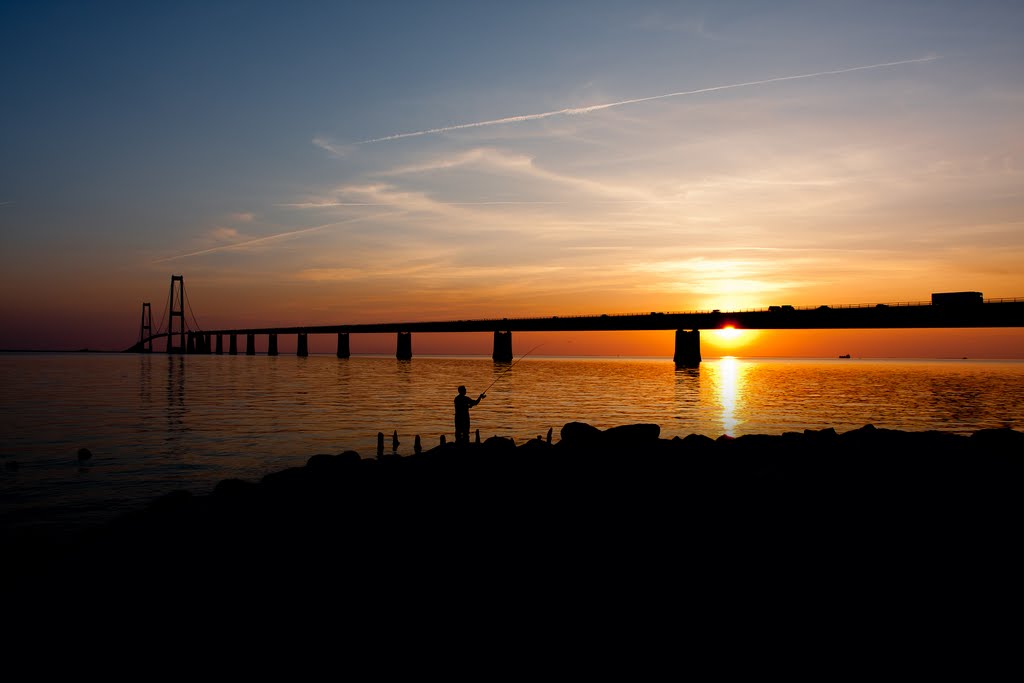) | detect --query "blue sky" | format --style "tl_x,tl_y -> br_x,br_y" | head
2,1 -> 1023,355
